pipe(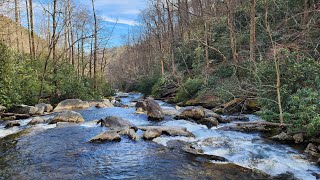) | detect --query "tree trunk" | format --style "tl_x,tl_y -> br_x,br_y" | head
29,0 -> 35,58
226,0 -> 237,63
14,0 -> 20,52
92,0 -> 98,89
52,0 -> 57,62
165,0 -> 175,75
250,0 -> 256,62
25,0 -> 32,57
